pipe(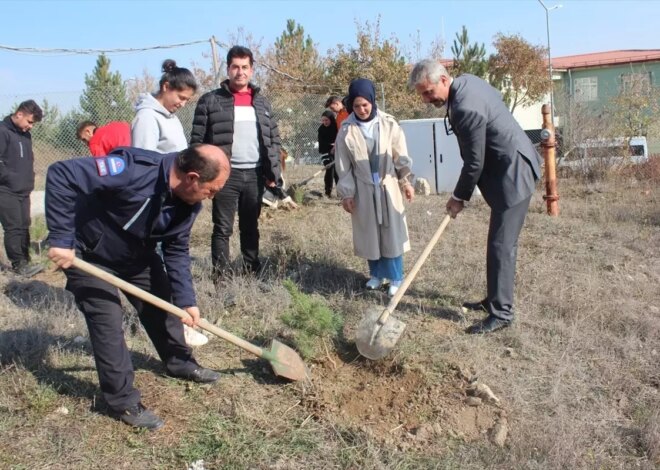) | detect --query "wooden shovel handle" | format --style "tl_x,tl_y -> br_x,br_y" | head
297,160 -> 335,187
71,257 -> 265,358
377,214 -> 451,325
